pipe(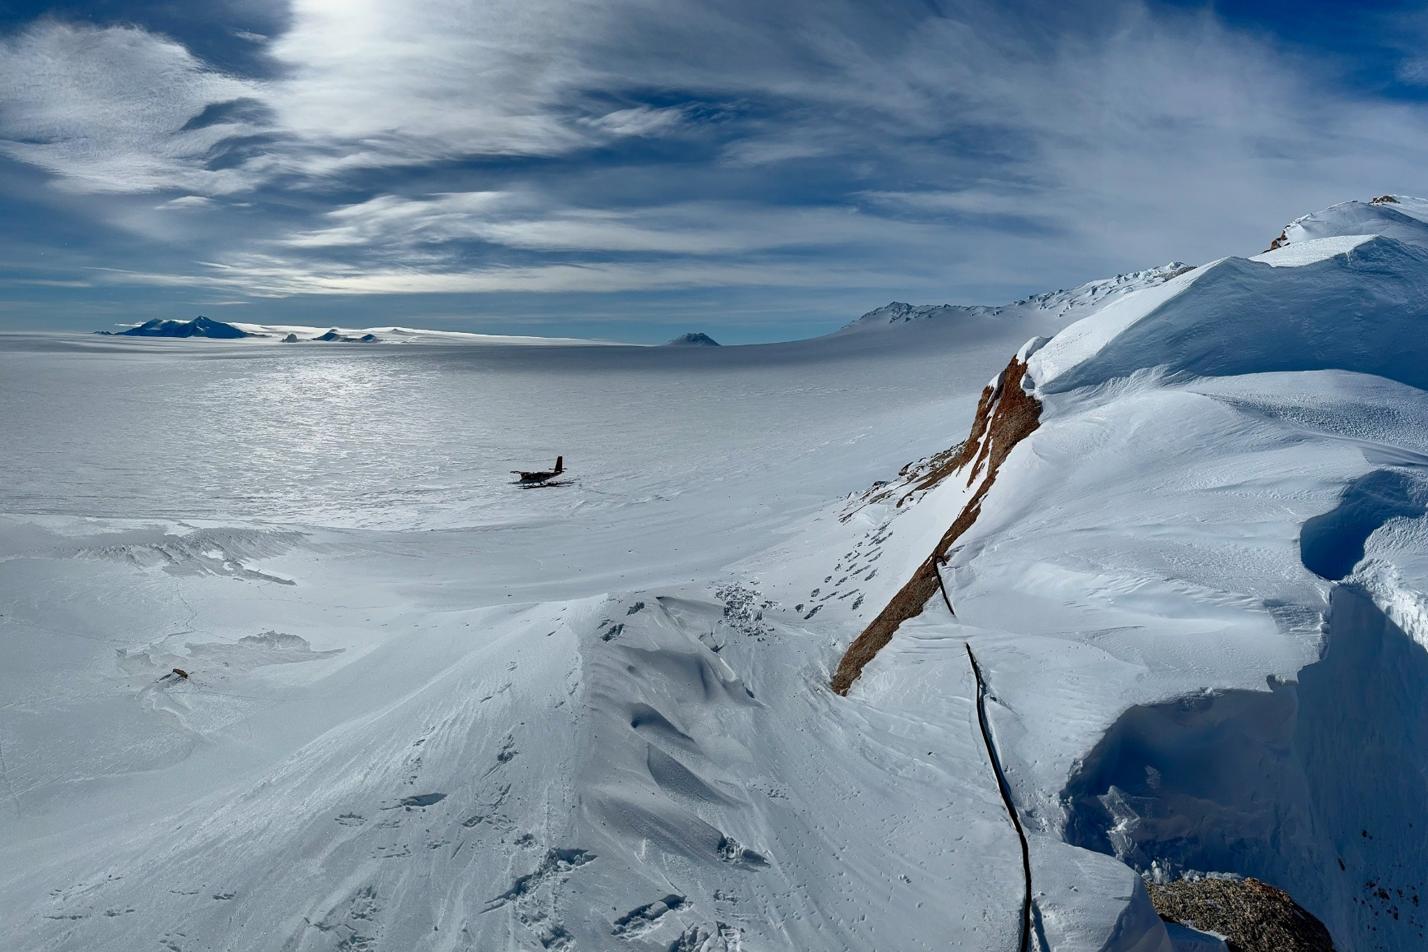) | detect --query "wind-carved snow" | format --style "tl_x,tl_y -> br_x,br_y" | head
6,195 -> 1428,951
1266,194 -> 1428,252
